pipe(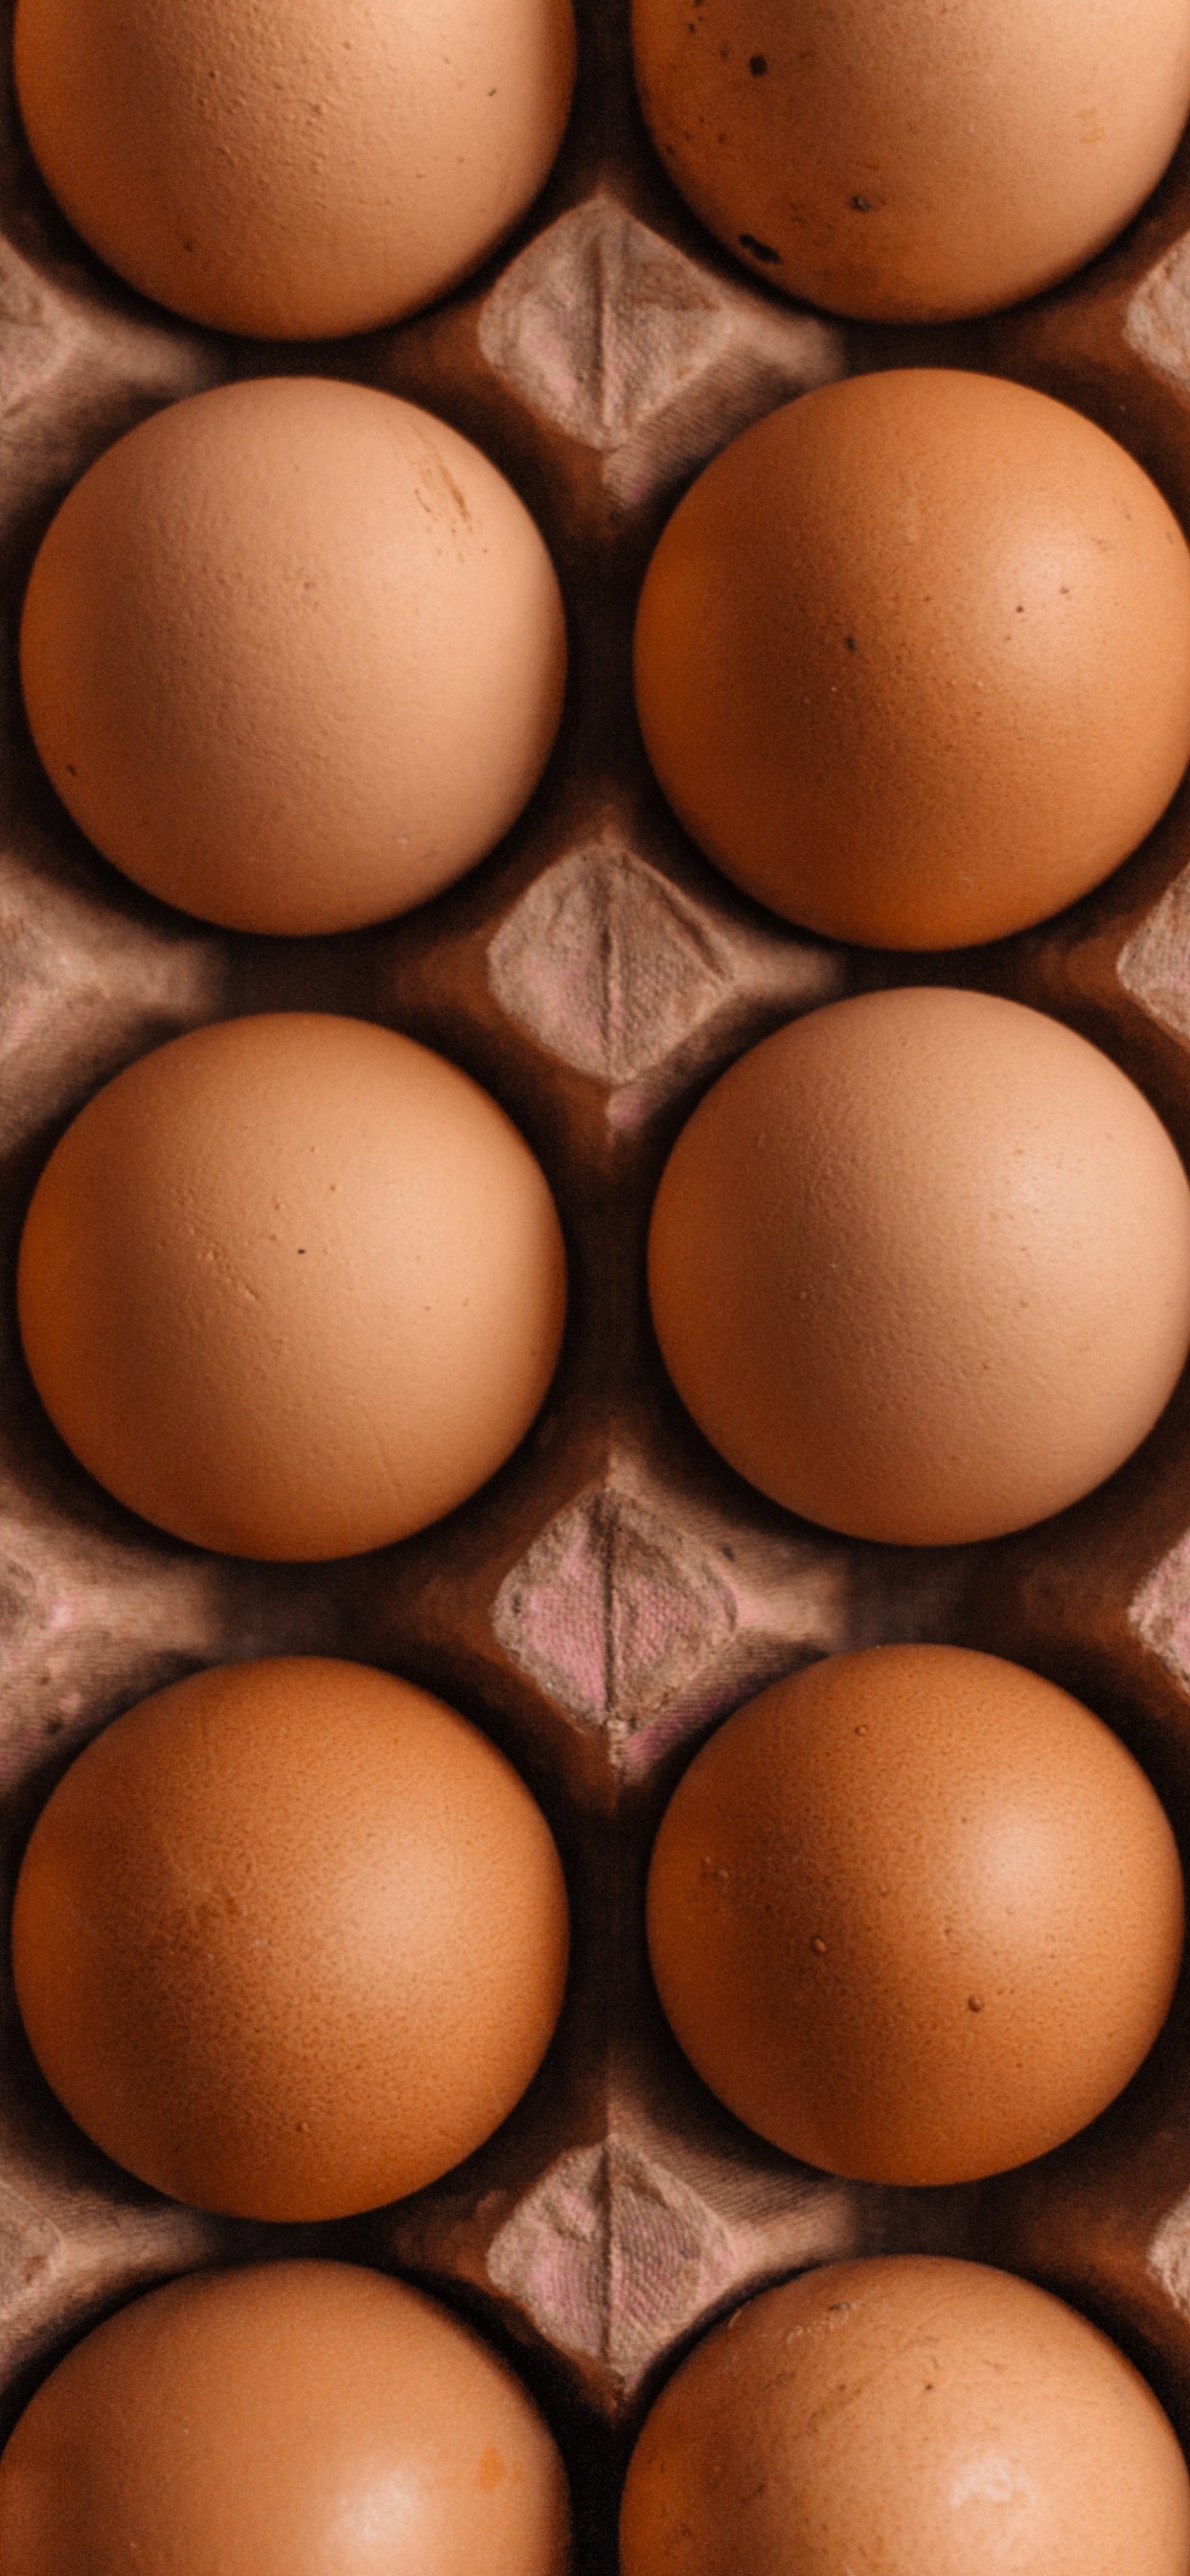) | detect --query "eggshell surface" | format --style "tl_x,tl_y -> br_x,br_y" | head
19,378 -> 568,935
11,1657 -> 570,2220
619,2256 -> 1190,2576
632,0 -> 1190,321
0,2259 -> 573,2573
16,1012 -> 567,1560
647,986 -> 1190,1545
633,371 -> 1190,950
13,0 -> 577,339
647,1644 -> 1183,2184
